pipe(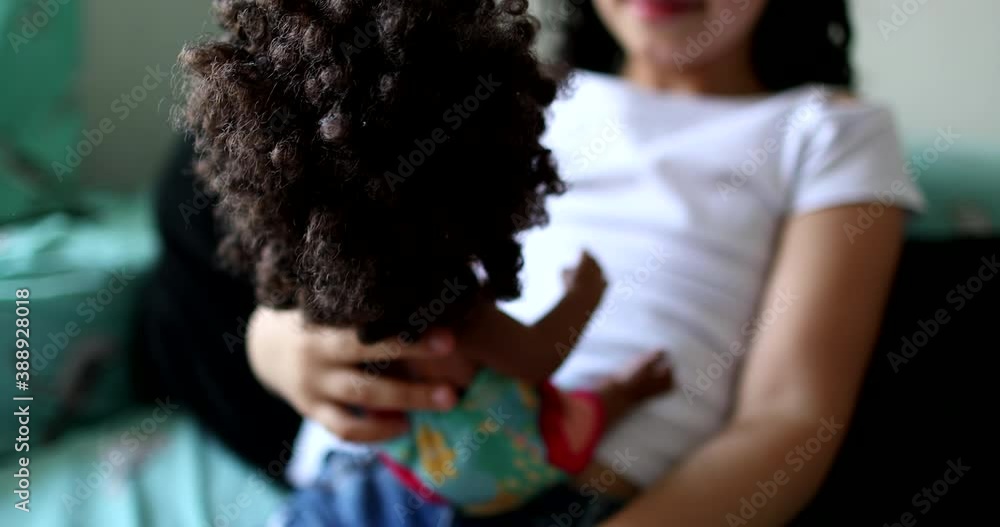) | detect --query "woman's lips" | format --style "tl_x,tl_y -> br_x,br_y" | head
628,0 -> 706,21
